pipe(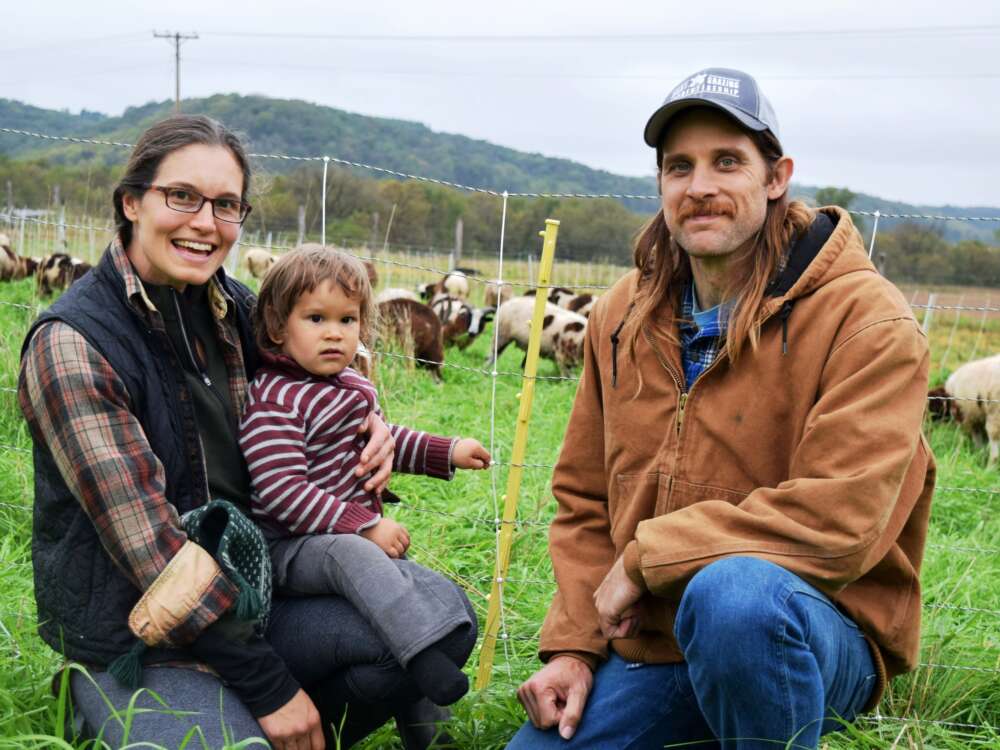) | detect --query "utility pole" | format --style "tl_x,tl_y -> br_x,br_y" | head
153,31 -> 198,112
